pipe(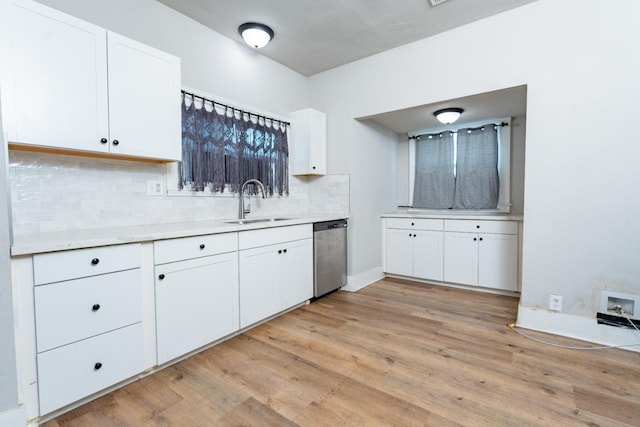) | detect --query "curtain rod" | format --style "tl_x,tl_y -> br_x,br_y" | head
181,90 -> 291,127
409,121 -> 509,140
